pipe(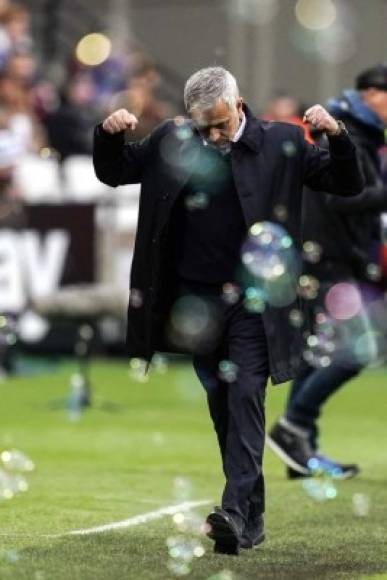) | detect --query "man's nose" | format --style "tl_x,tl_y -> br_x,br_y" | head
208,127 -> 221,142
